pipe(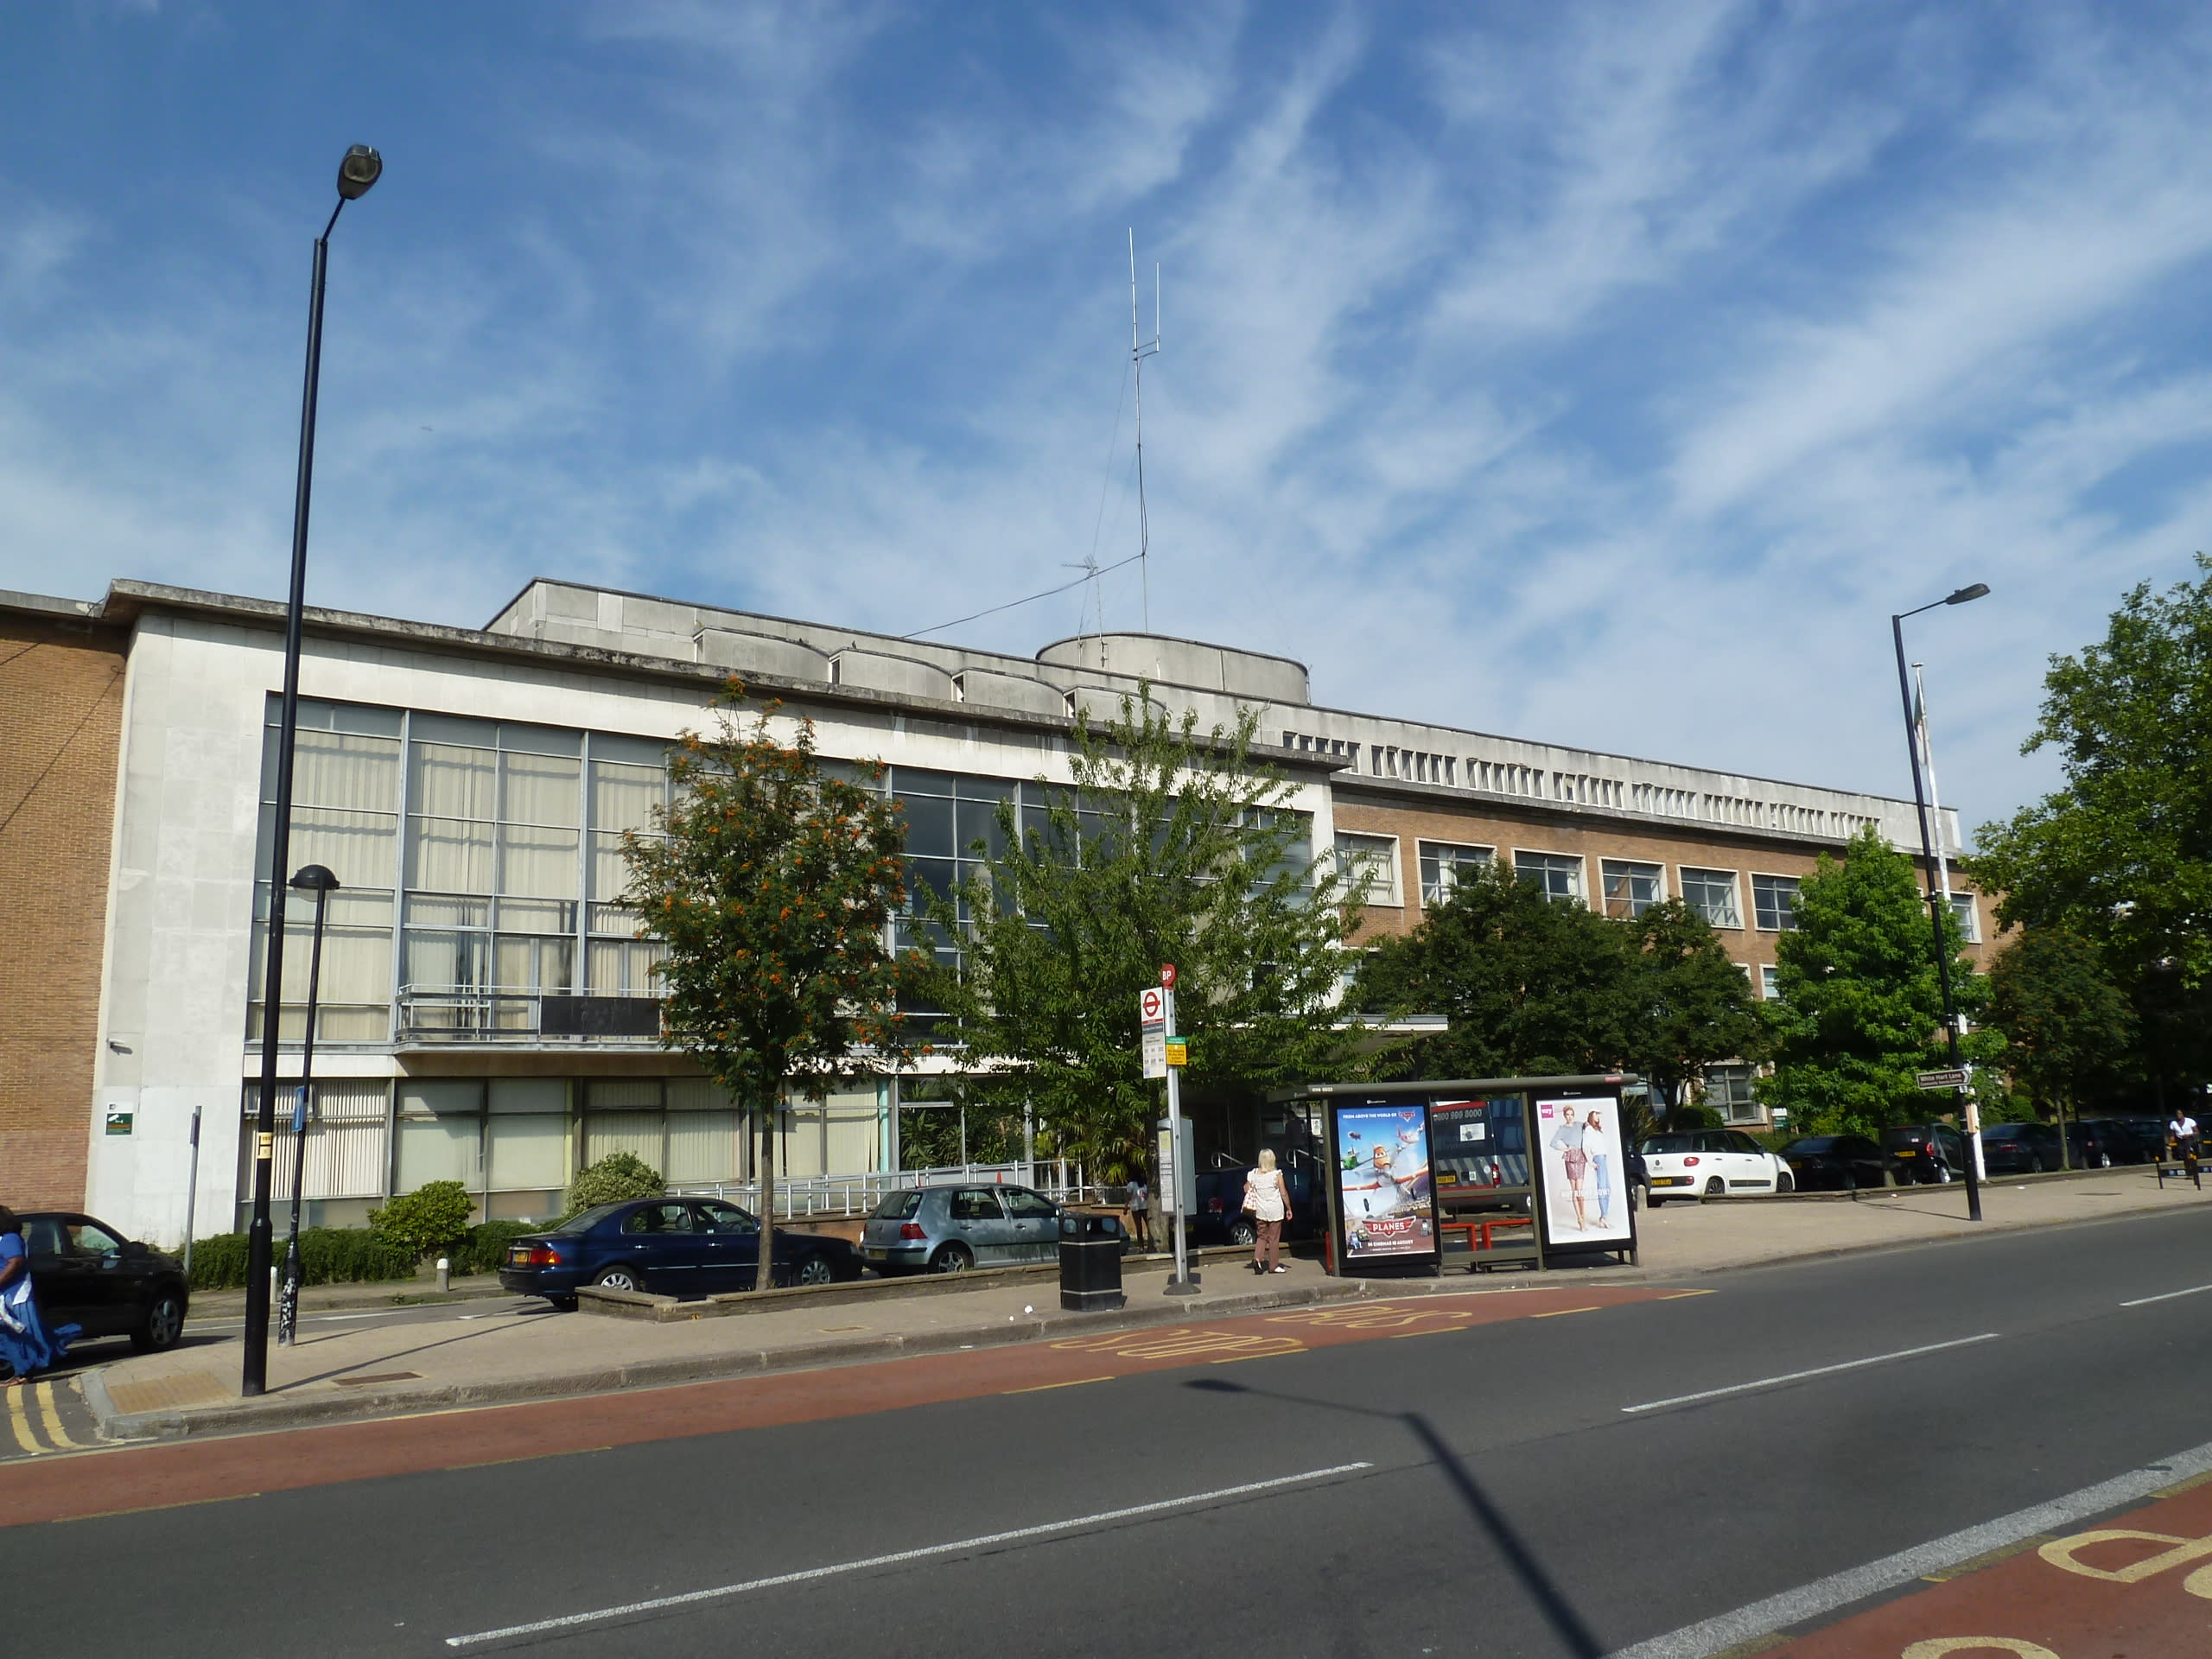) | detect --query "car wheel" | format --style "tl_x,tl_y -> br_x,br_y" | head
546,1294 -> 578,1313
1777,1171 -> 1796,1196
1229,1217 -> 1257,1248
793,1254 -> 836,1287
930,1243 -> 974,1274
589,1265 -> 644,1294
130,1287 -> 186,1353
1702,1177 -> 1726,1201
